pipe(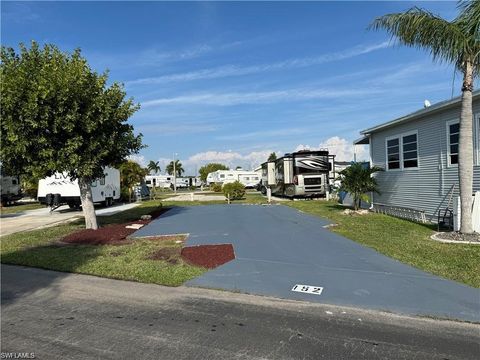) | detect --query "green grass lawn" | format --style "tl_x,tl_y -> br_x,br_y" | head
1,202 -> 44,215
286,200 -> 480,288
0,201 -> 205,286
